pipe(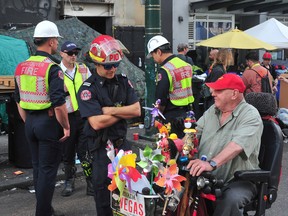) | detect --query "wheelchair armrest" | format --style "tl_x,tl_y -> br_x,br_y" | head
234,169 -> 270,182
